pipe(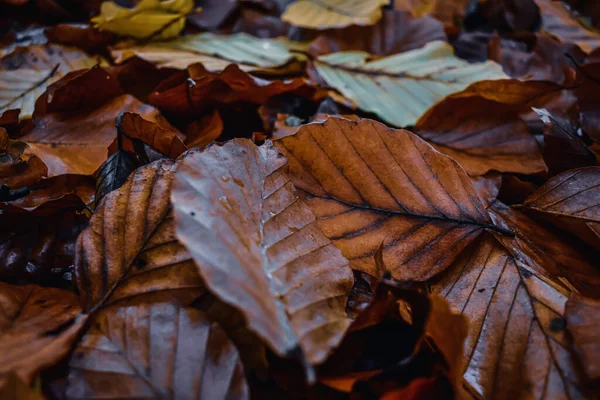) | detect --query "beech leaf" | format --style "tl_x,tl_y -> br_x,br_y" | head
282,0 -> 389,29
171,139 -> 354,365
275,117 -> 507,281
66,303 -> 248,399
313,41 -> 507,127
565,293 -> 600,381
